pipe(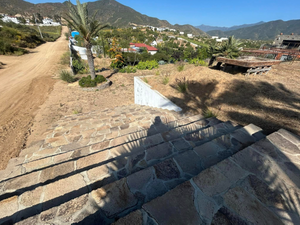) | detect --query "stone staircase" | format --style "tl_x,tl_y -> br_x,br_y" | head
0,104 -> 299,225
